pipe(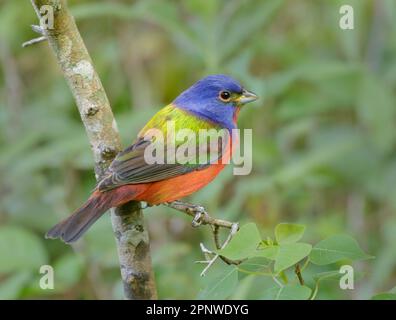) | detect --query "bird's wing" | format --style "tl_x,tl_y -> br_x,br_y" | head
97,105 -> 229,191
